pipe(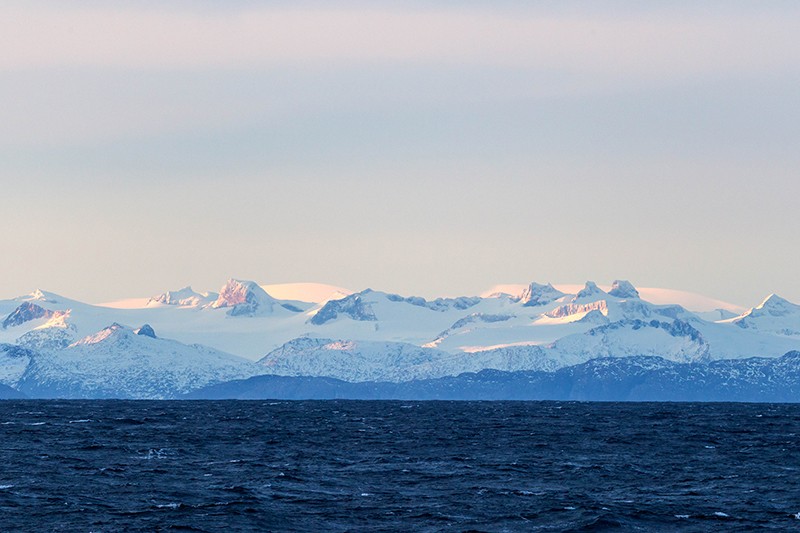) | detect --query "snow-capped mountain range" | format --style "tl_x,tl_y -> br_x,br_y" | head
0,278 -> 798,398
